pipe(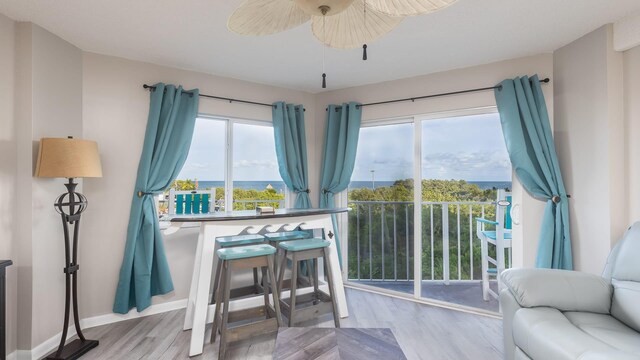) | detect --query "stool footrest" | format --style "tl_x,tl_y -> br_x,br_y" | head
279,290 -> 333,320
227,305 -> 267,323
226,318 -> 279,343
280,299 -> 333,323
228,285 -> 262,300
281,290 -> 330,304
